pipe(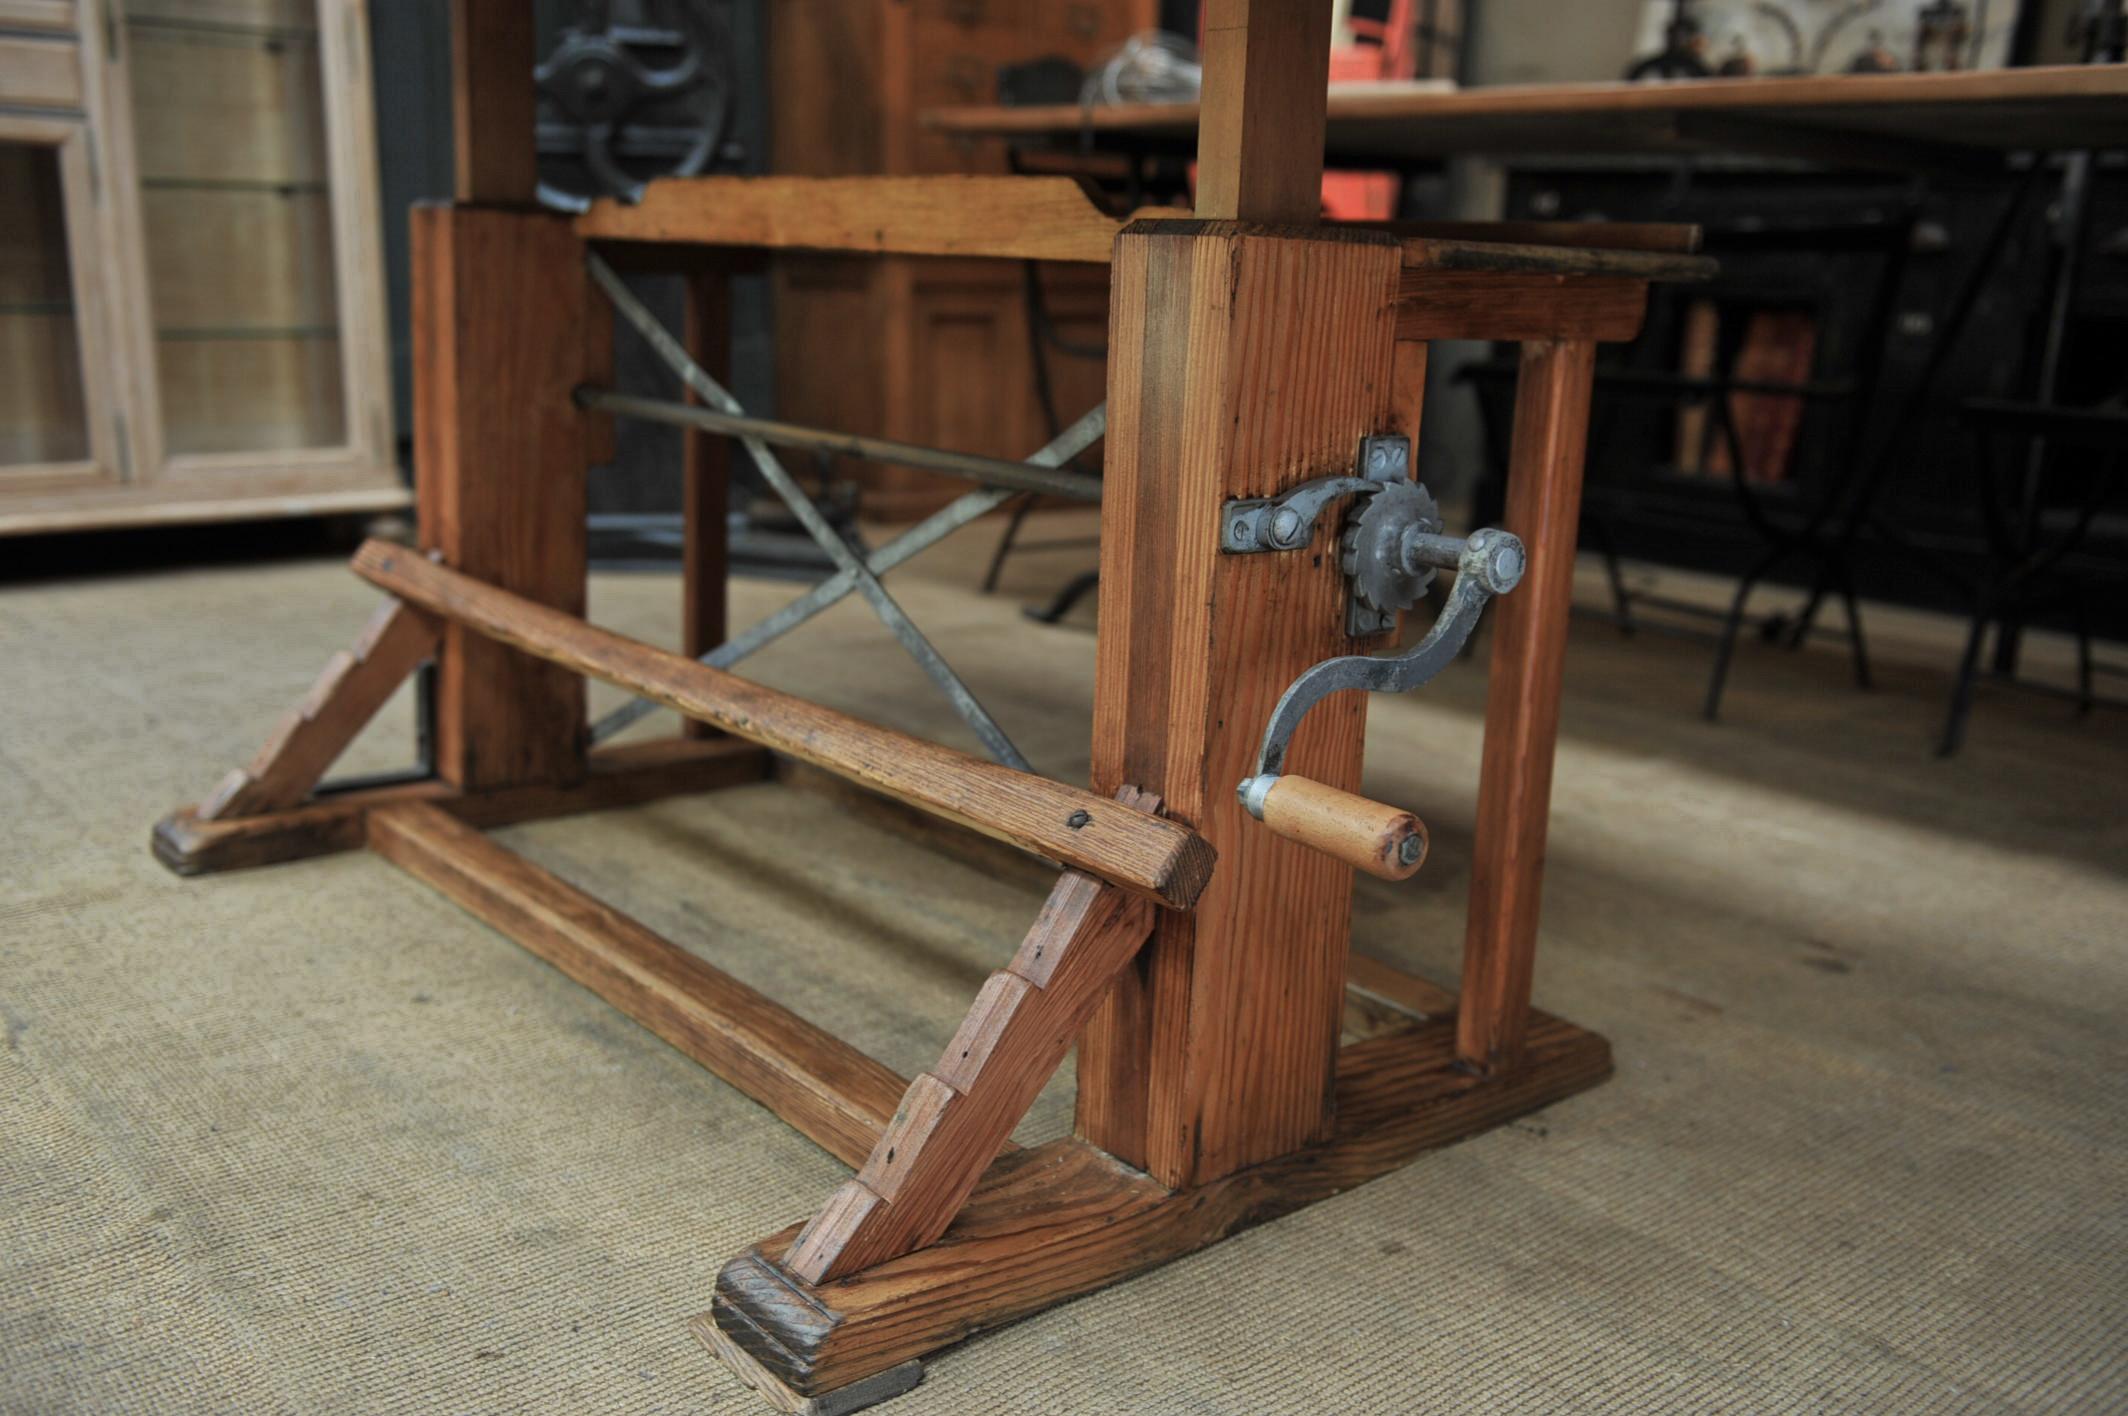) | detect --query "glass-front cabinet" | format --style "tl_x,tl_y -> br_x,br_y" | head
0,0 -> 399,534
